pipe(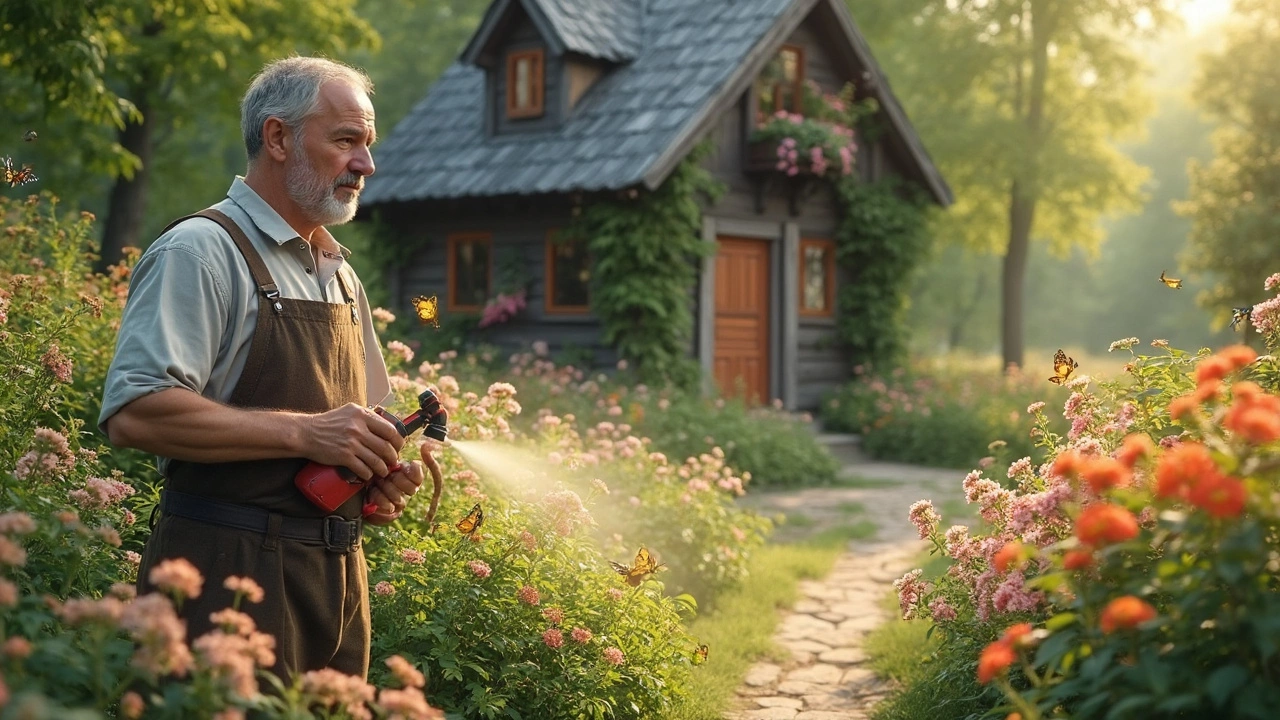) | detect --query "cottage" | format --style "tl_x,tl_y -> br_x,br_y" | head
358,0 -> 951,410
